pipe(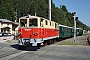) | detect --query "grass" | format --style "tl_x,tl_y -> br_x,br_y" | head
58,41 -> 79,45
6,40 -> 18,43
6,40 -> 12,43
